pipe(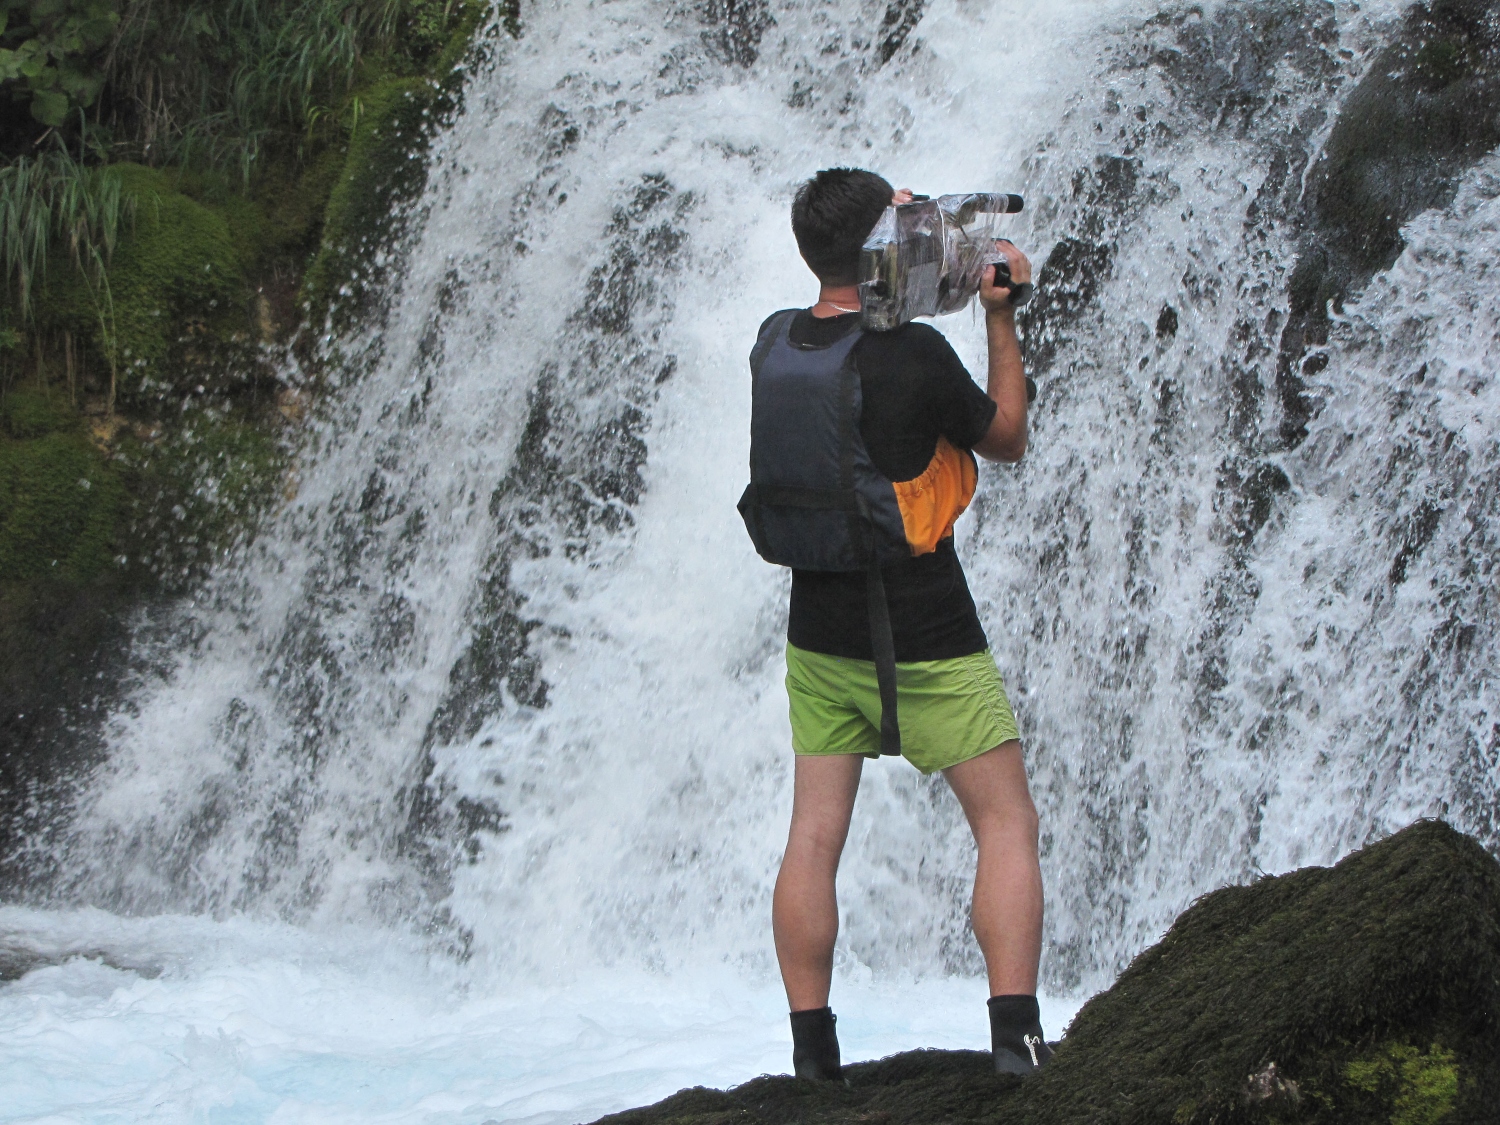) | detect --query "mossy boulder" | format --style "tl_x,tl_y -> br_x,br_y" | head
0,378 -> 285,594
253,146 -> 349,268
597,820 -> 1500,1125
301,76 -> 446,331
111,407 -> 285,588
0,388 -> 122,582
39,164 -> 250,402
0,386 -> 75,440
